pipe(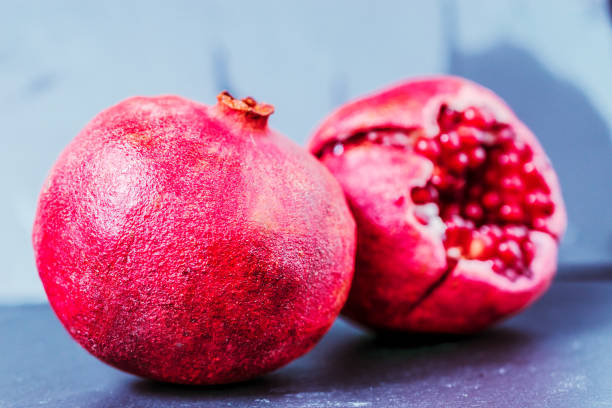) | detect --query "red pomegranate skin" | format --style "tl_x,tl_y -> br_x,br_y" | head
33,92 -> 355,384
309,76 -> 566,333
